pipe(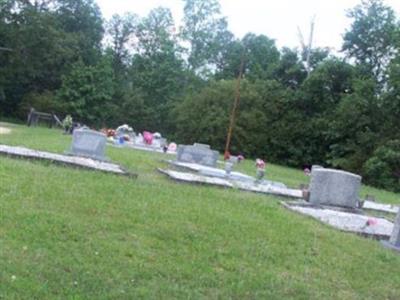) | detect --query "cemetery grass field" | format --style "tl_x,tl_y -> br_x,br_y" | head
1,122 -> 400,299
